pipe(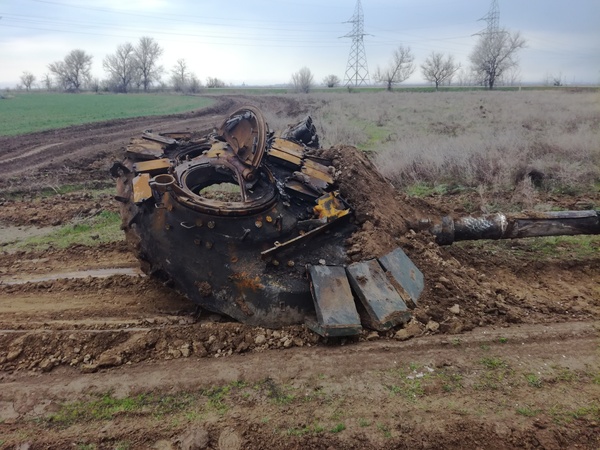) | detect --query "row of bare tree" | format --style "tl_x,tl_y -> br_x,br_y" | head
19,27 -> 526,93
292,28 -> 526,93
18,36 -> 227,93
